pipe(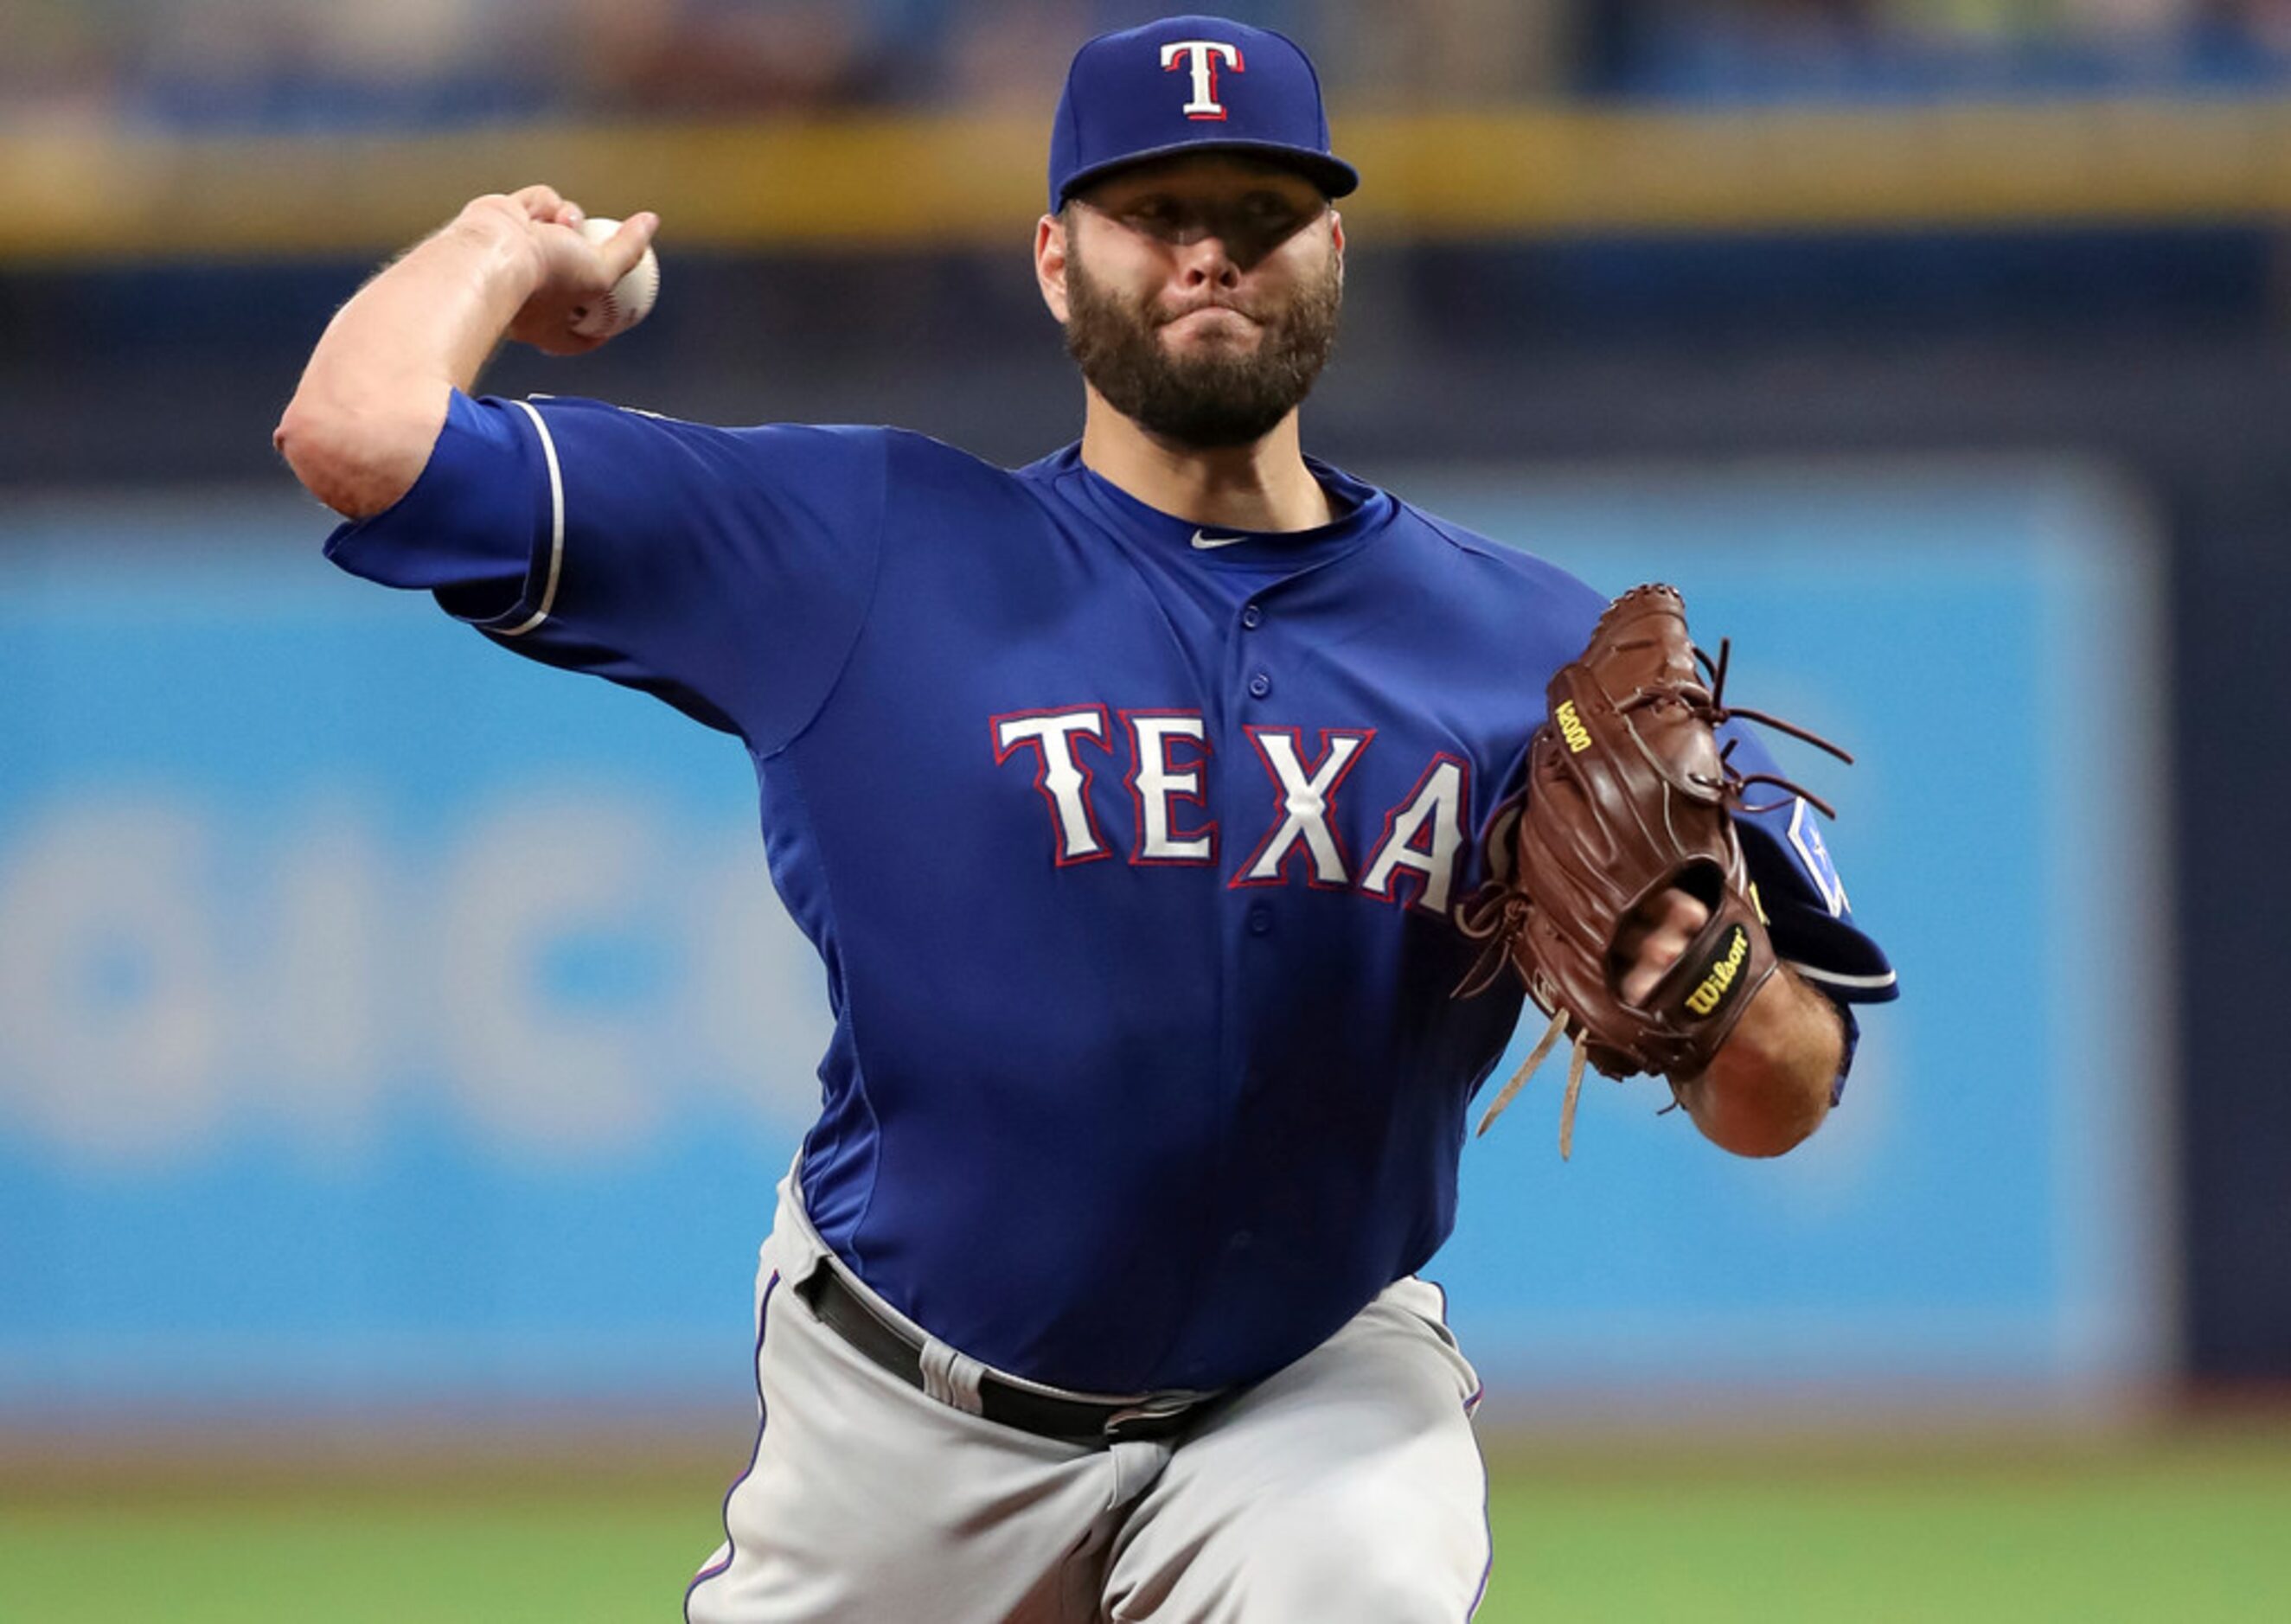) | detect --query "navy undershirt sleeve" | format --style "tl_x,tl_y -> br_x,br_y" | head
1724,723 -> 1895,1001
1723,723 -> 1892,1102
324,390 -> 886,750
